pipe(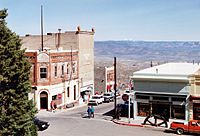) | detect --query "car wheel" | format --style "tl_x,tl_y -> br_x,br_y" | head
176,128 -> 184,135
